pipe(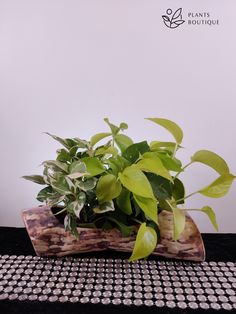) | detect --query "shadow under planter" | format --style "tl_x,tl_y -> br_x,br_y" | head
22,206 -> 205,261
